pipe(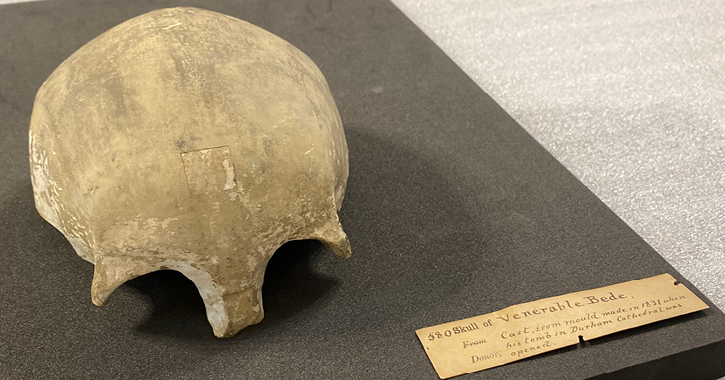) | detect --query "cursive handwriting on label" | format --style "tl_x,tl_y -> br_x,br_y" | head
415,274 -> 708,379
